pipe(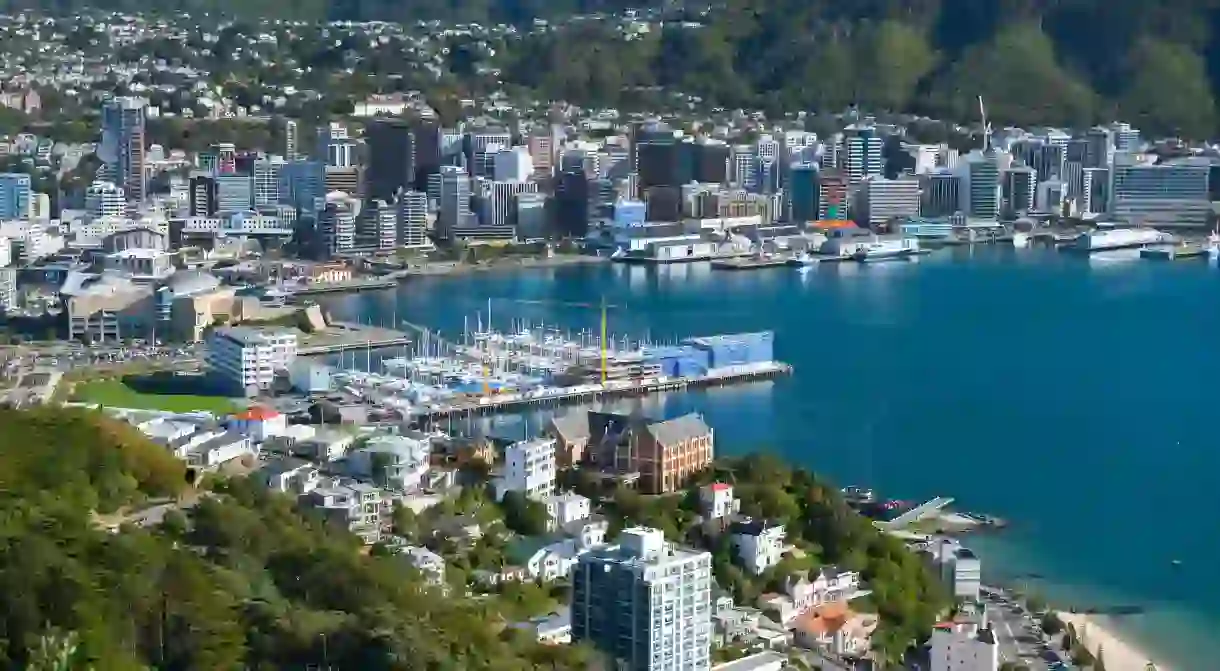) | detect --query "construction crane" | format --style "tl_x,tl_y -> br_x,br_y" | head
978,95 -> 993,153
